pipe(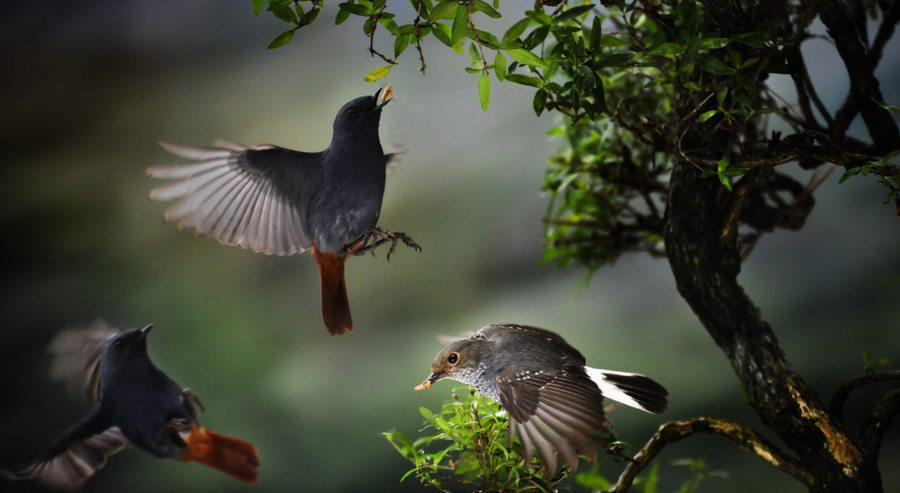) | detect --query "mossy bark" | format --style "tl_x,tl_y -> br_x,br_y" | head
664,160 -> 883,492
